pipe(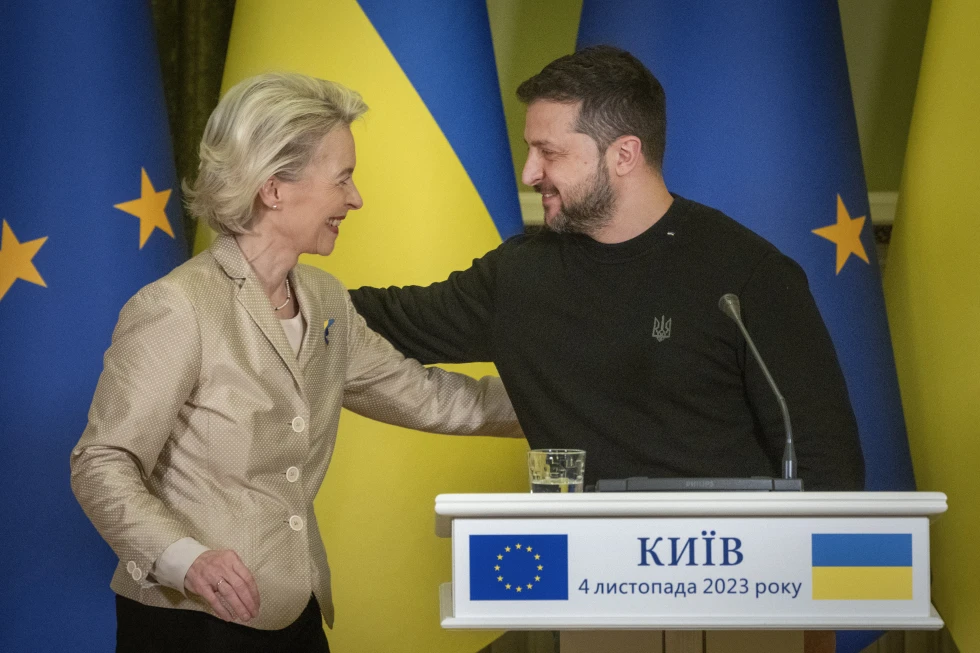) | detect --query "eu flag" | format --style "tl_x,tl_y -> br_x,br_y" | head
578,2 -> 915,649
577,2 -> 915,492
0,3 -> 186,651
469,534 -> 569,601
